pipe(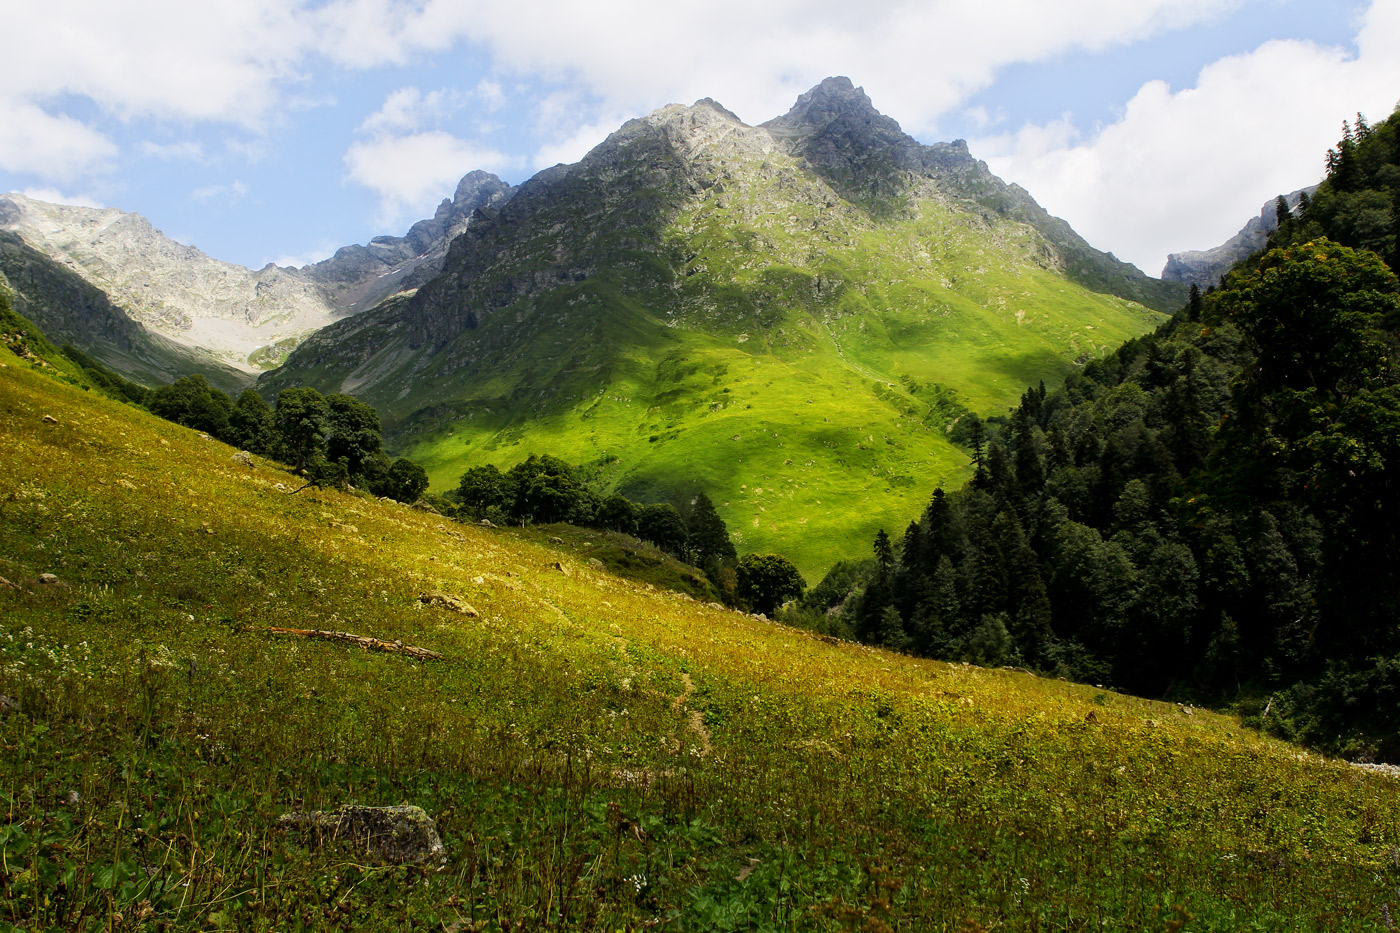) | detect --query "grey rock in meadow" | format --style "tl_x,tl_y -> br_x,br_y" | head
278,804 -> 447,866
419,591 -> 479,616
